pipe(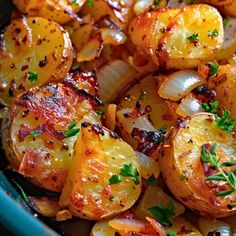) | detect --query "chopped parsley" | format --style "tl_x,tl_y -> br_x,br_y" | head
65,121 -> 80,138
146,175 -> 158,186
187,33 -> 198,42
109,174 -> 122,185
139,91 -> 147,100
208,29 -> 219,37
215,110 -> 236,133
27,71 -> 38,82
201,143 -> 236,196
120,163 -> 140,185
30,130 -> 40,138
71,0 -> 79,6
201,101 -> 219,114
208,64 -> 219,76
96,110 -> 104,117
166,230 -> 176,236
148,201 -> 175,226
86,0 -> 94,7
151,0 -> 162,10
